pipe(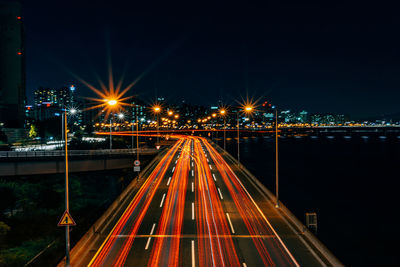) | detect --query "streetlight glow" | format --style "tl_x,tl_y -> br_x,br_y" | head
244,106 -> 253,113
107,99 -> 117,106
